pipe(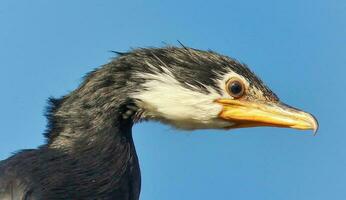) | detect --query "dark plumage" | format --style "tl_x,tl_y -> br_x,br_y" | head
0,46 -> 317,200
